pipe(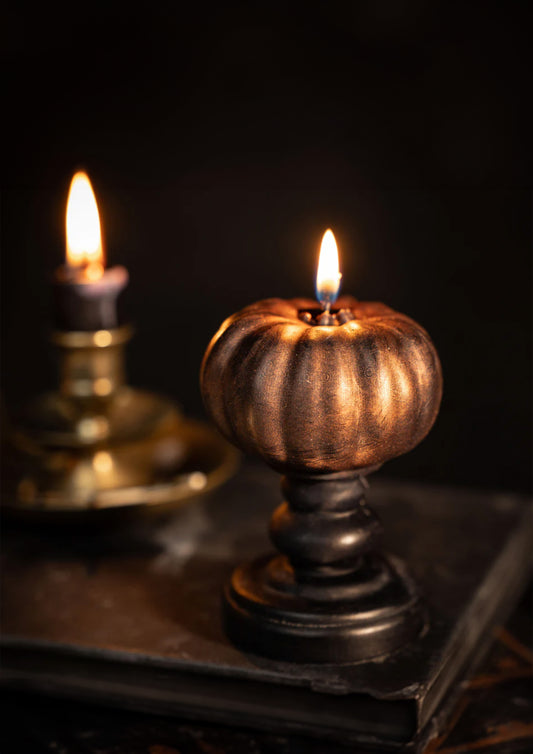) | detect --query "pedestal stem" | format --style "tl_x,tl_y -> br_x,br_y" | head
270,471 -> 383,584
